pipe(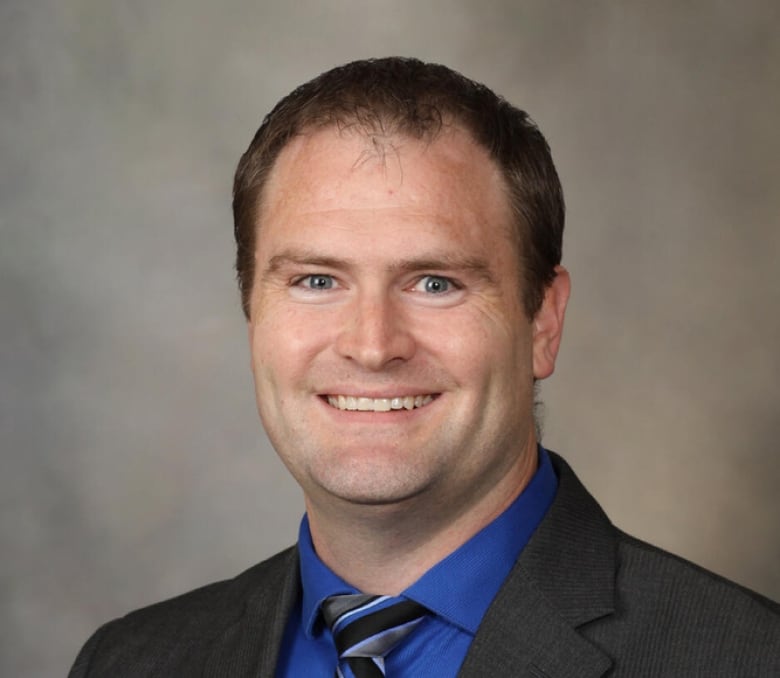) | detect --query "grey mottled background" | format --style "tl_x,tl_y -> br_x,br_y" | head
1,2 -> 778,675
